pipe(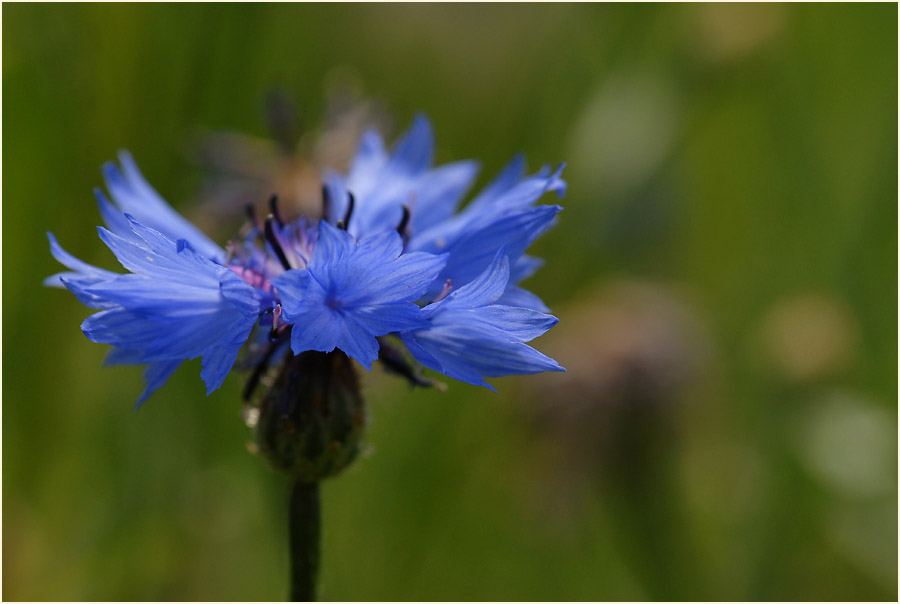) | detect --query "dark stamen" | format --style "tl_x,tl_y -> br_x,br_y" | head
397,205 -> 411,236
265,215 -> 292,270
268,193 -> 284,227
341,193 -> 355,230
